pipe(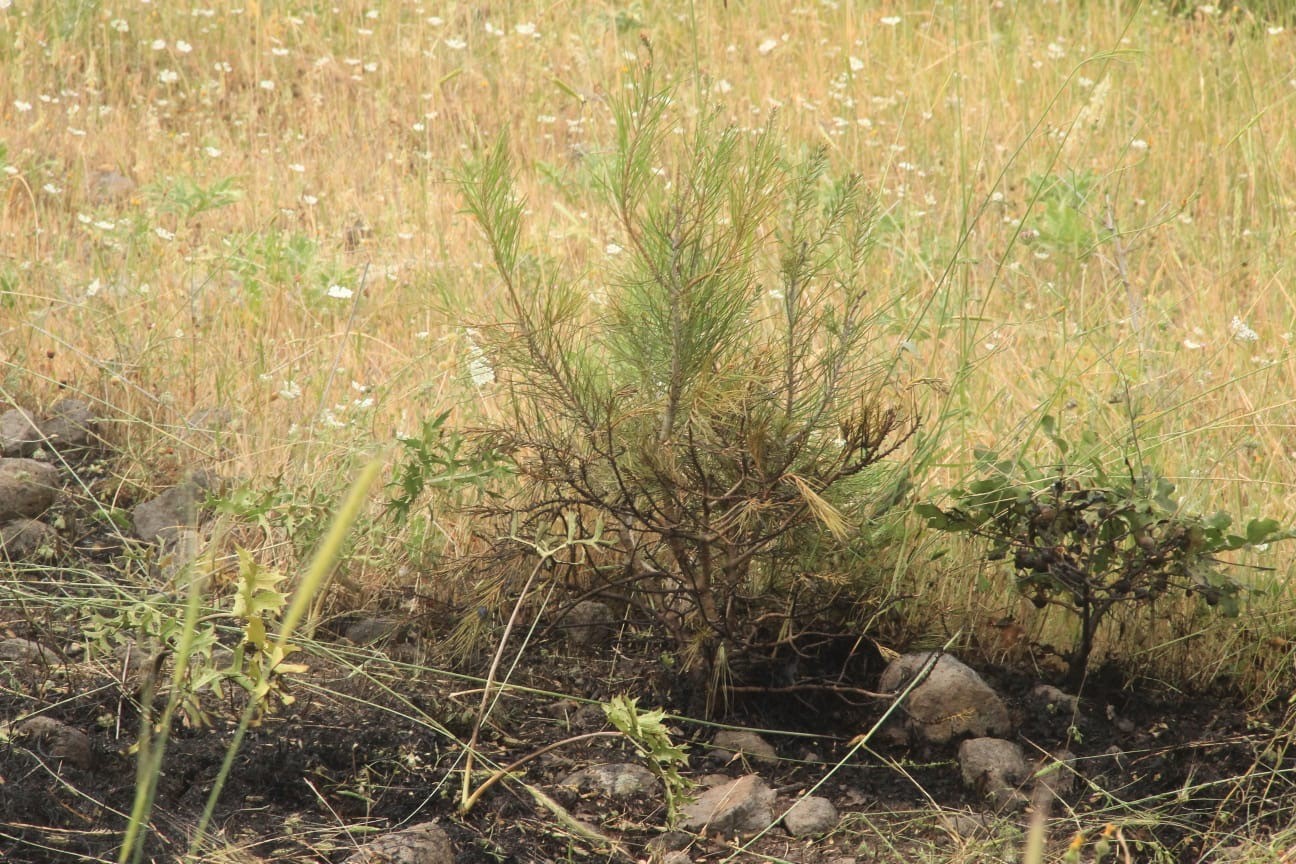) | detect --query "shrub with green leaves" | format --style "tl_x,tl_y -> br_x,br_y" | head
450,54 -> 915,712
917,417 -> 1291,686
